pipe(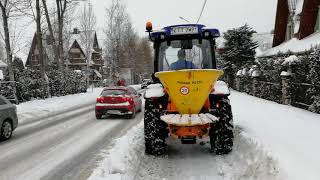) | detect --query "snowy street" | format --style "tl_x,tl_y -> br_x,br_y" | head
0,88 -> 143,180
0,87 -> 319,180
89,91 -> 320,180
